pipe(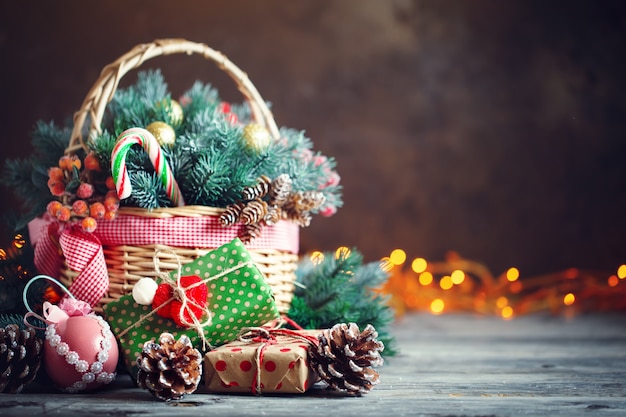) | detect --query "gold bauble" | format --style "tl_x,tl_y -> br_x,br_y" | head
156,99 -> 184,127
242,123 -> 272,154
146,121 -> 176,147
